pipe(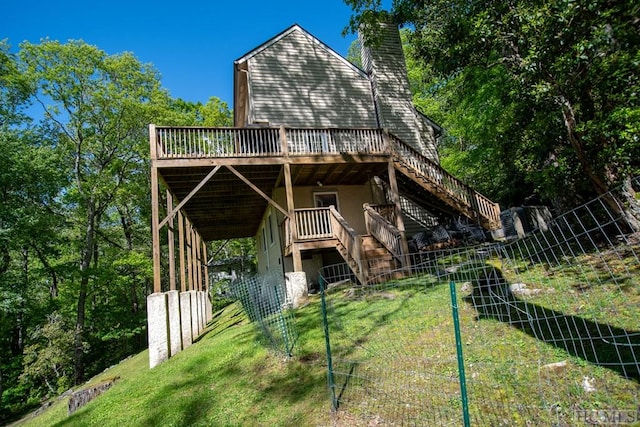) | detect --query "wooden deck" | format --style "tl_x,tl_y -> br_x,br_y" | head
150,126 -> 501,242
149,125 -> 502,292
